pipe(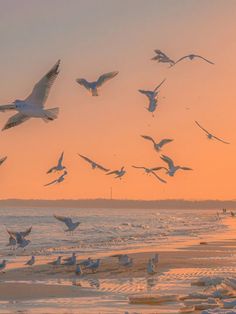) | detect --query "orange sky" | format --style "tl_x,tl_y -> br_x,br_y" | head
0,0 -> 235,200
